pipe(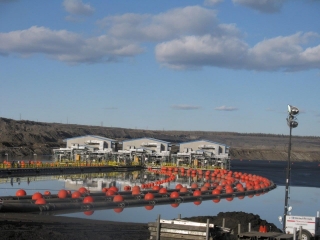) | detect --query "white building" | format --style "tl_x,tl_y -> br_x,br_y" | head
53,135 -> 118,161
177,139 -> 230,169
120,137 -> 171,164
